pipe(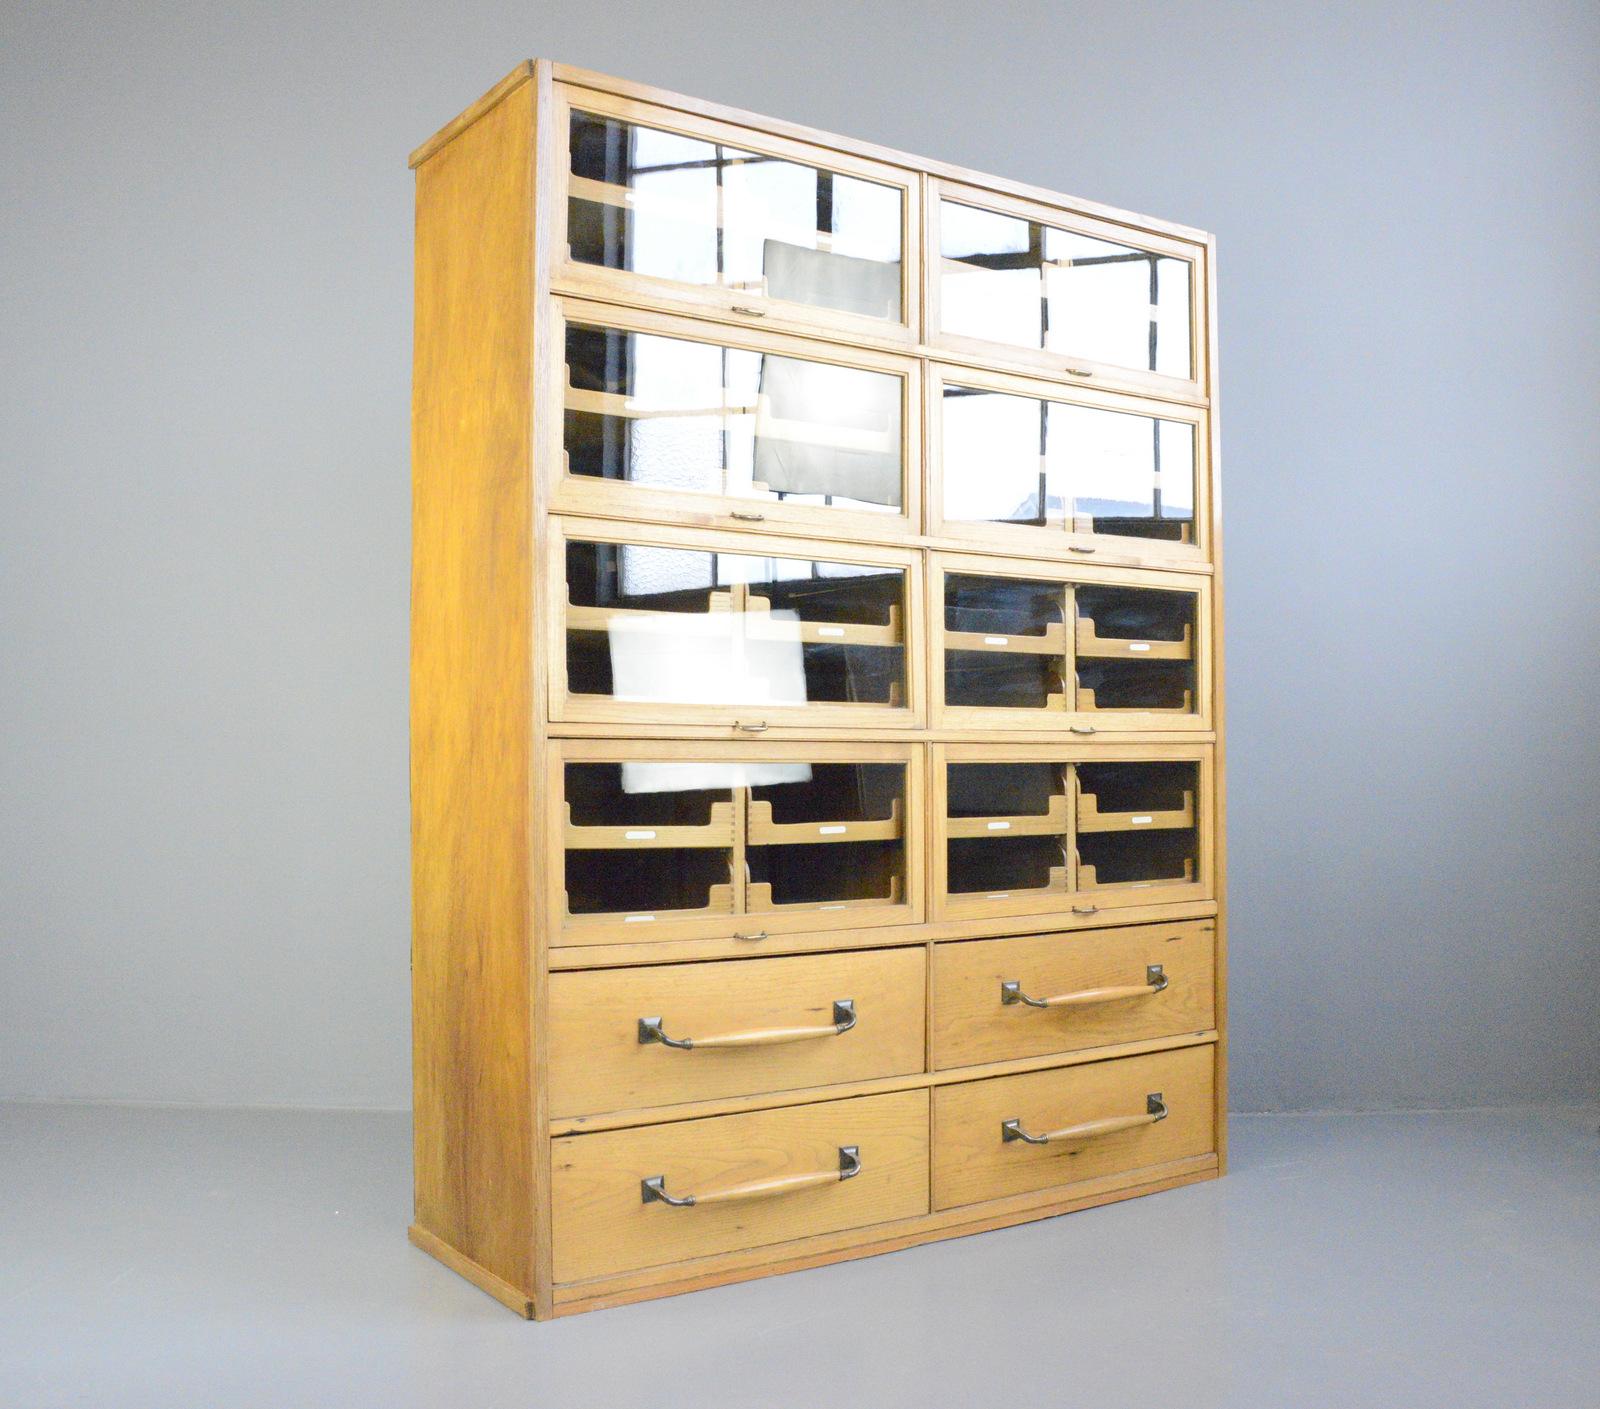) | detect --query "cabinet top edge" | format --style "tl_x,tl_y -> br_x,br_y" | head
408,59 -> 1215,248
